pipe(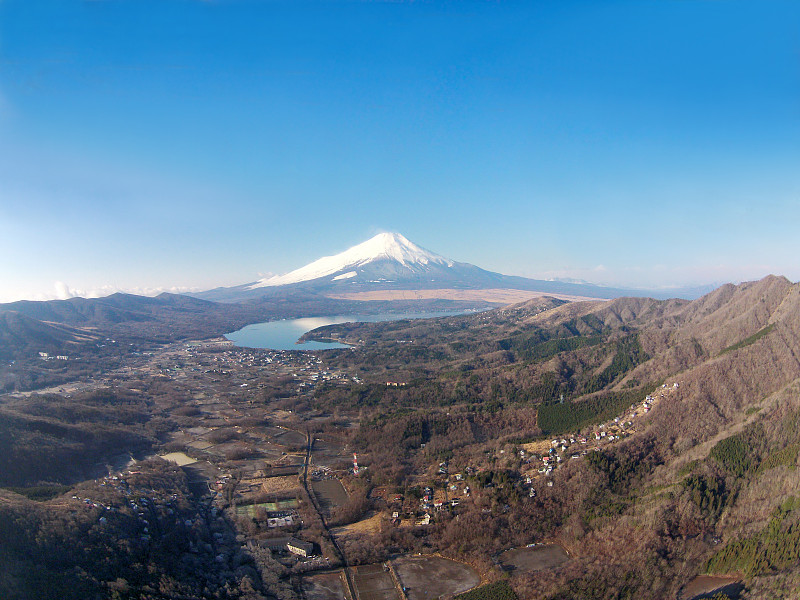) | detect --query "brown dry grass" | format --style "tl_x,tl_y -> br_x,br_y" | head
522,439 -> 554,455
241,475 -> 300,495
325,288 -> 601,304
331,512 -> 384,536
